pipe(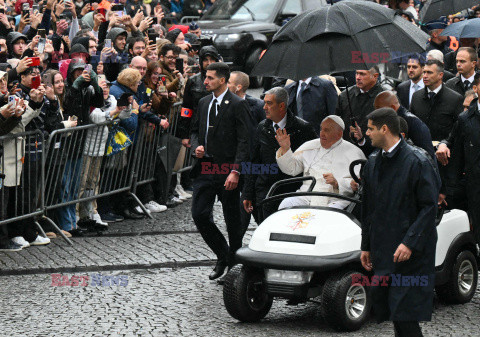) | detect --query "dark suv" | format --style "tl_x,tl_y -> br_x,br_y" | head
198,0 -> 328,87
